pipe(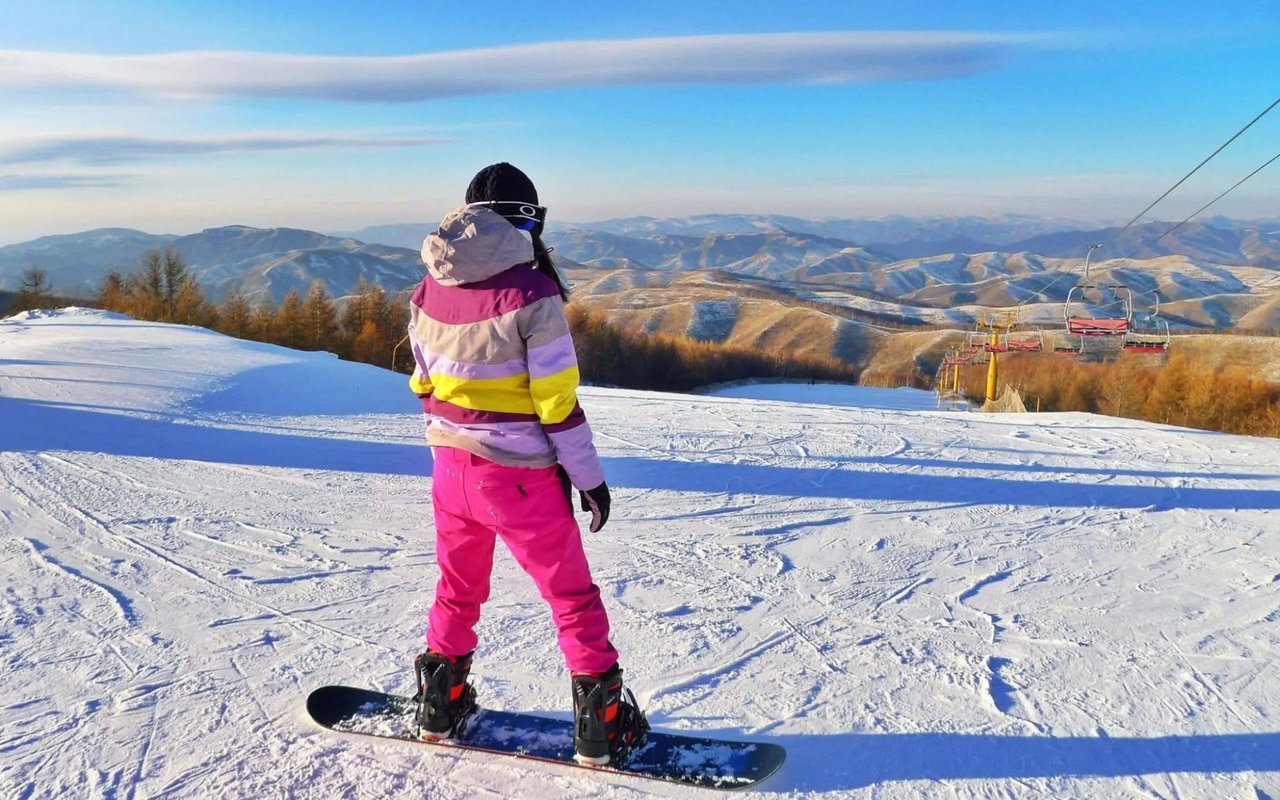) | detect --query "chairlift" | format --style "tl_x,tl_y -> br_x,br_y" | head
1123,298 -> 1171,354
1006,328 -> 1045,352
1064,243 -> 1132,337
1051,334 -> 1083,356
973,309 -> 1019,353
